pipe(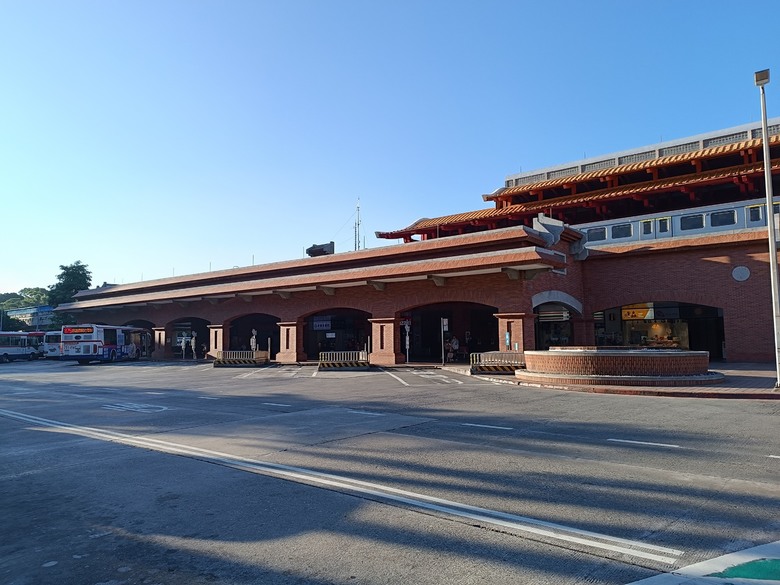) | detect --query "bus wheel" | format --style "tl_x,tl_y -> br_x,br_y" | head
27,352 -> 34,361
133,349 -> 141,360
0,354 -> 8,363
77,360 -> 90,365
109,350 -> 117,362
